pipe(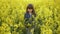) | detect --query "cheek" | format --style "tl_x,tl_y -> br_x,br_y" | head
30,9 -> 33,11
